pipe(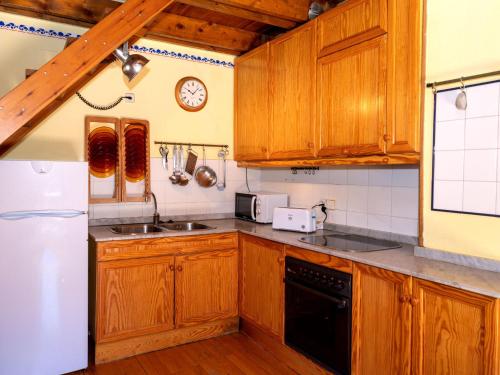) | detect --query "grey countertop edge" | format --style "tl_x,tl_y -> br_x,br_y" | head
89,219 -> 500,299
